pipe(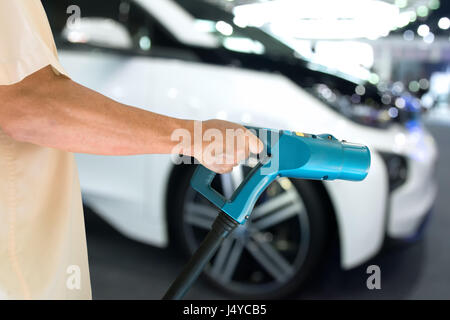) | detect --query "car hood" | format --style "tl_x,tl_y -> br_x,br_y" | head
59,50 -> 434,159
